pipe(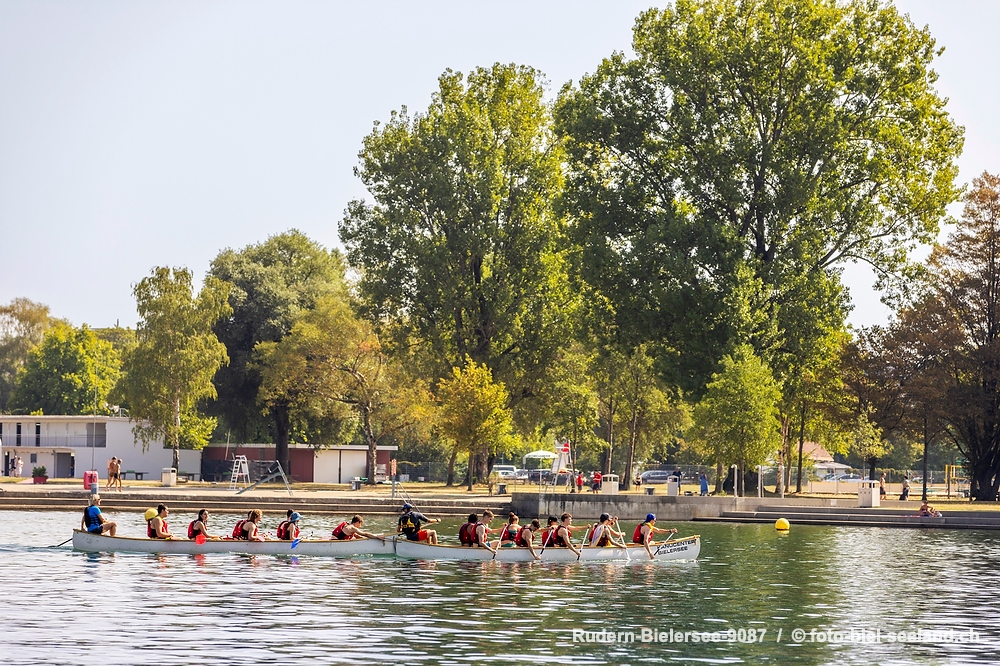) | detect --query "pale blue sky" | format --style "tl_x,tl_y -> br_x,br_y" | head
1,1 -> 997,329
